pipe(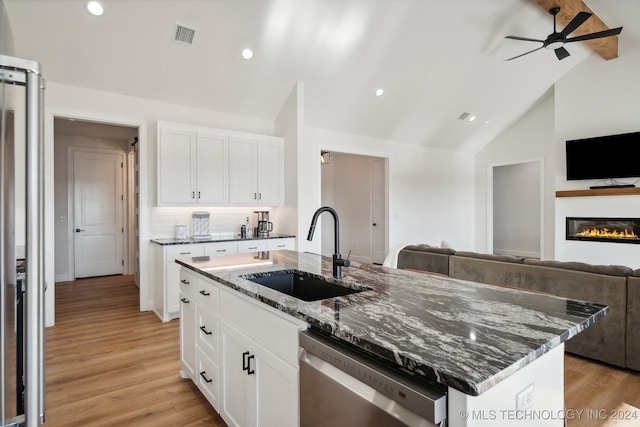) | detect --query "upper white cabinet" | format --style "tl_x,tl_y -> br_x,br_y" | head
228,137 -> 284,205
158,127 -> 228,205
157,122 -> 283,206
